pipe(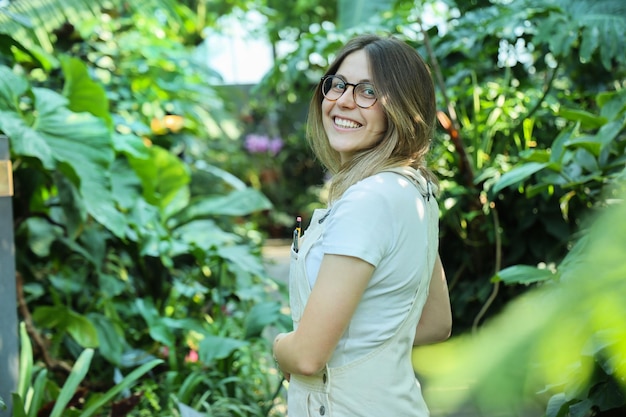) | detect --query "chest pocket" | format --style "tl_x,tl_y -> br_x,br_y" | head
289,208 -> 328,327
288,247 -> 303,325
